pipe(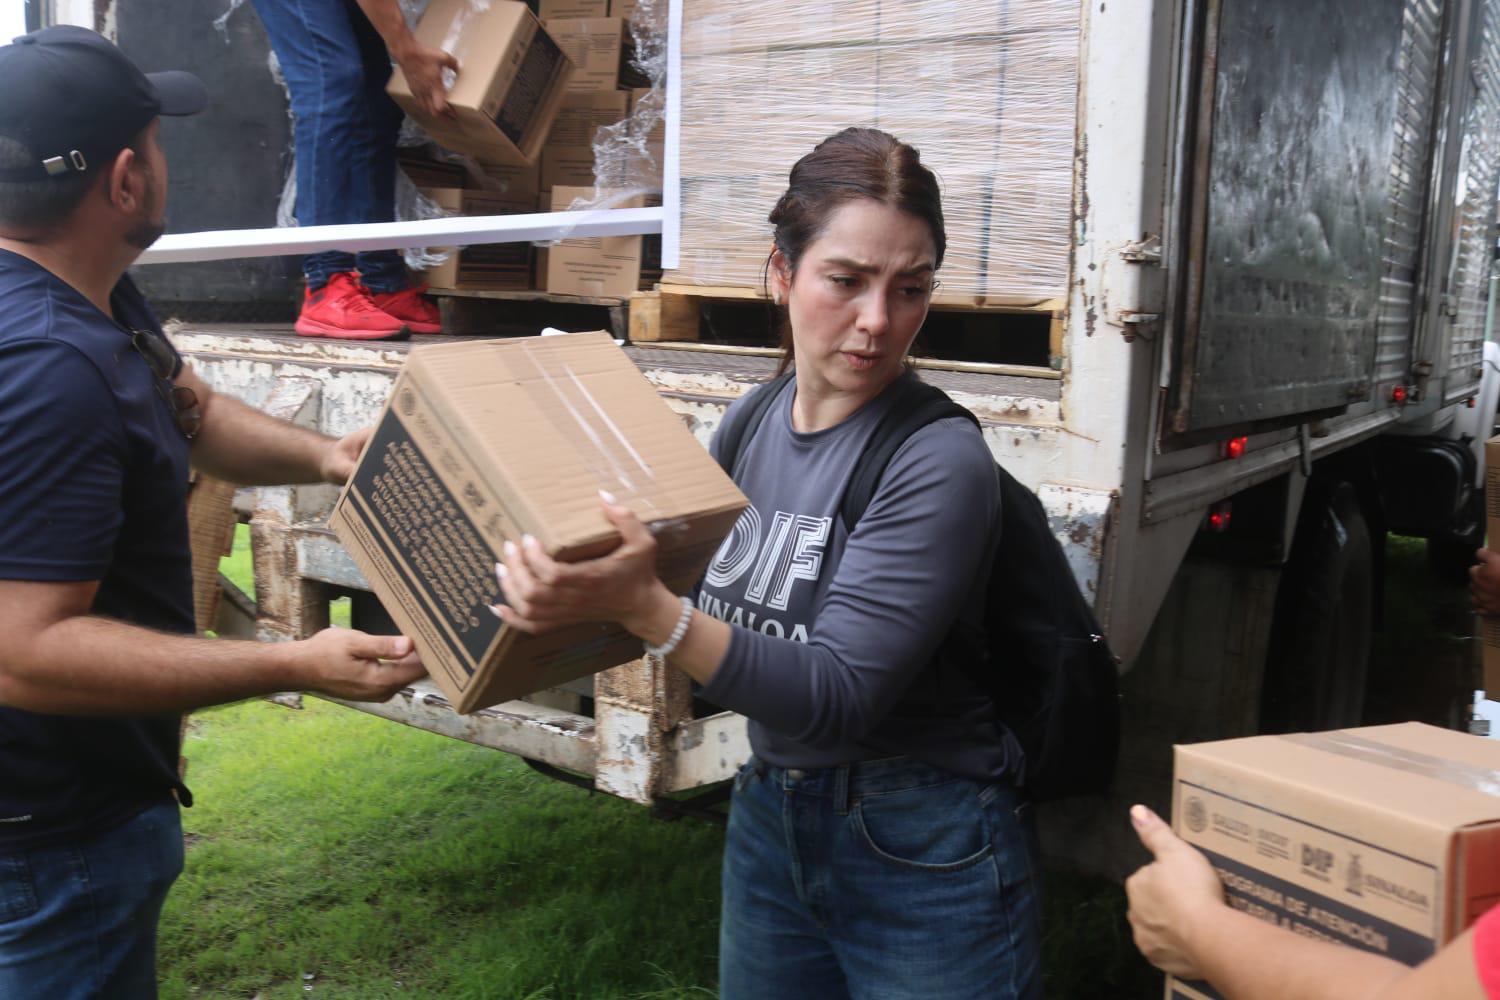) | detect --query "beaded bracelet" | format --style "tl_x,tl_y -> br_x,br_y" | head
643,595 -> 695,660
